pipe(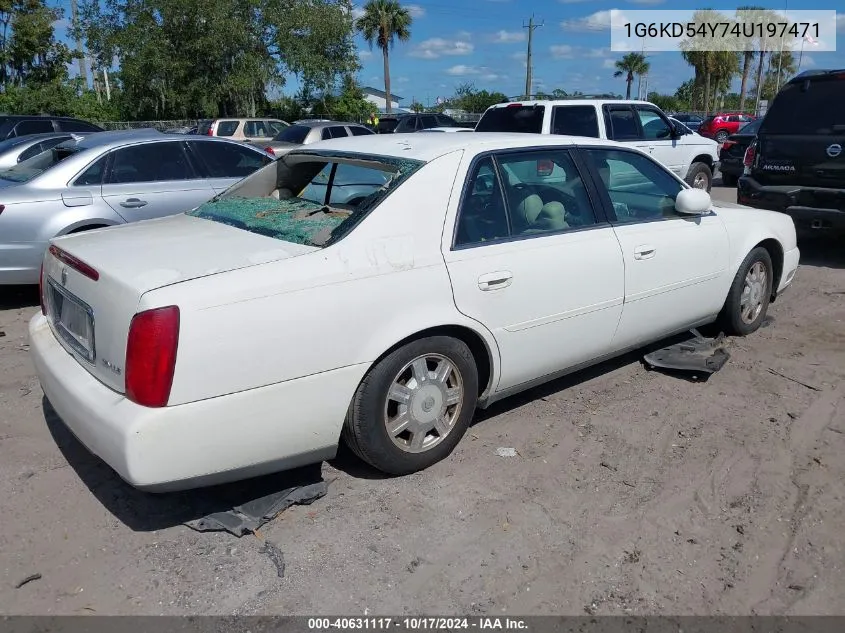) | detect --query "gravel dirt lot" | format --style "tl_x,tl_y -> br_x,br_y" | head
1,184 -> 843,616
